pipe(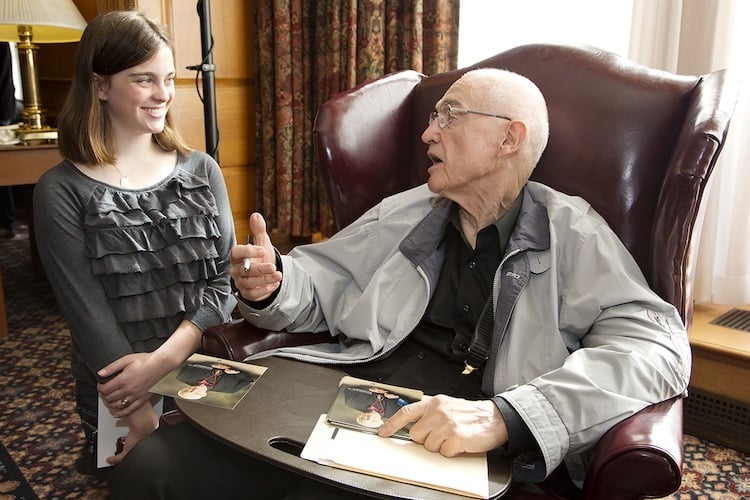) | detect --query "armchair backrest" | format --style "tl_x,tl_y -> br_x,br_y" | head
313,43 -> 739,324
